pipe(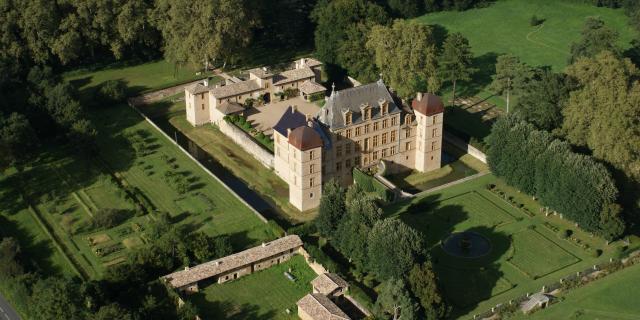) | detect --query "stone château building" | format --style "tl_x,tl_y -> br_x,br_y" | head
273,79 -> 444,211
